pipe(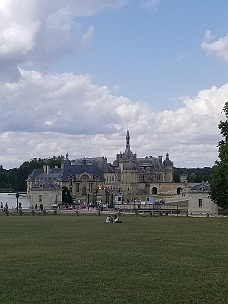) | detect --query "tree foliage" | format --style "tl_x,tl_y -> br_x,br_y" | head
173,167 -> 212,183
62,186 -> 73,206
0,156 -> 64,192
210,102 -> 228,209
